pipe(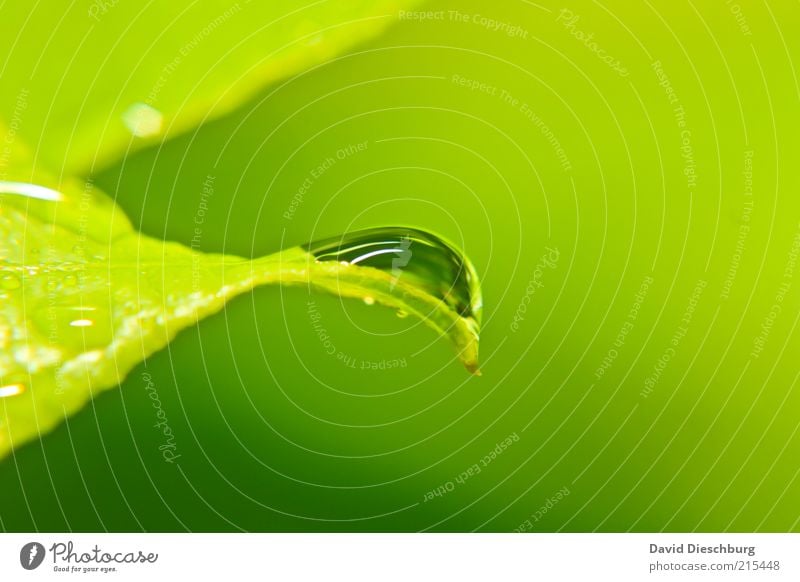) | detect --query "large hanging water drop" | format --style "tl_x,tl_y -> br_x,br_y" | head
304,227 -> 482,324
301,227 -> 483,372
